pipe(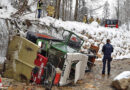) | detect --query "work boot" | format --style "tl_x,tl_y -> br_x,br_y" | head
102,72 -> 105,77
102,73 -> 105,76
85,69 -> 91,72
108,72 -> 110,76
102,71 -> 105,75
101,74 -> 105,78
